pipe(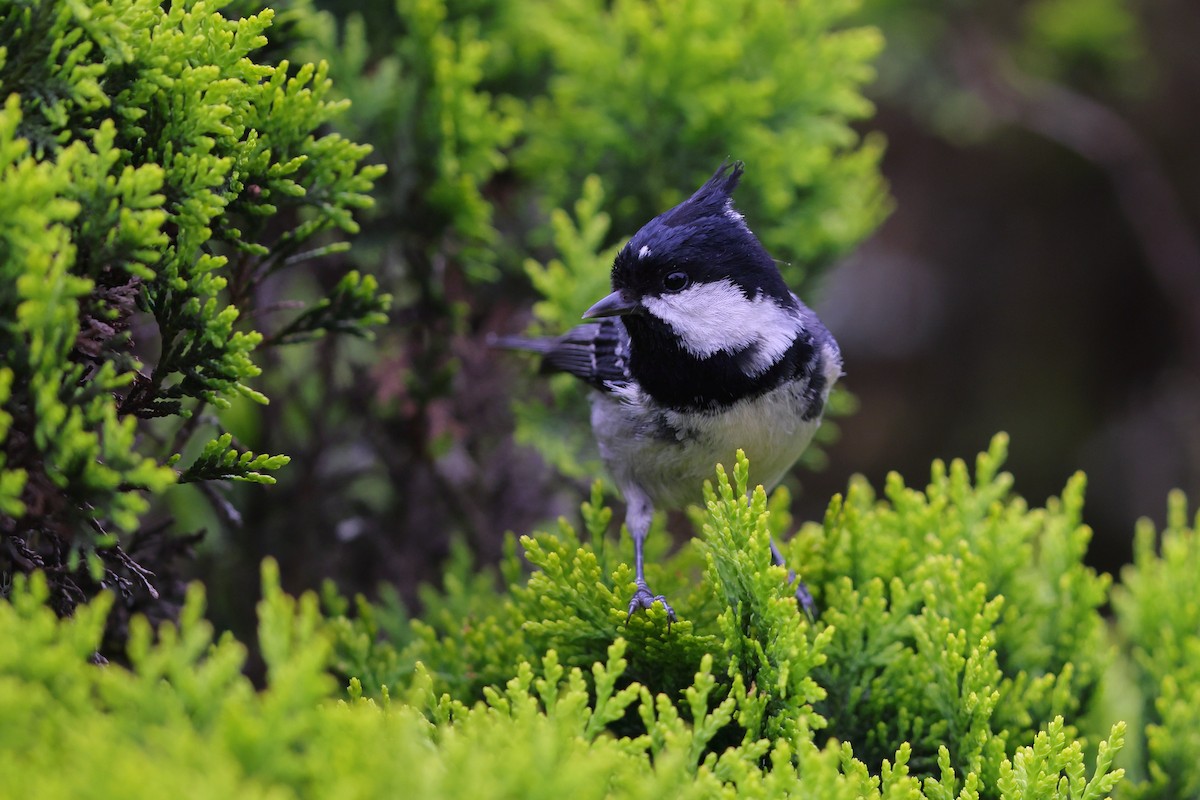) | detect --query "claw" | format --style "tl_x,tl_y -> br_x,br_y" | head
793,579 -> 817,621
625,582 -> 677,630
773,539 -> 818,620
781,566 -> 818,619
